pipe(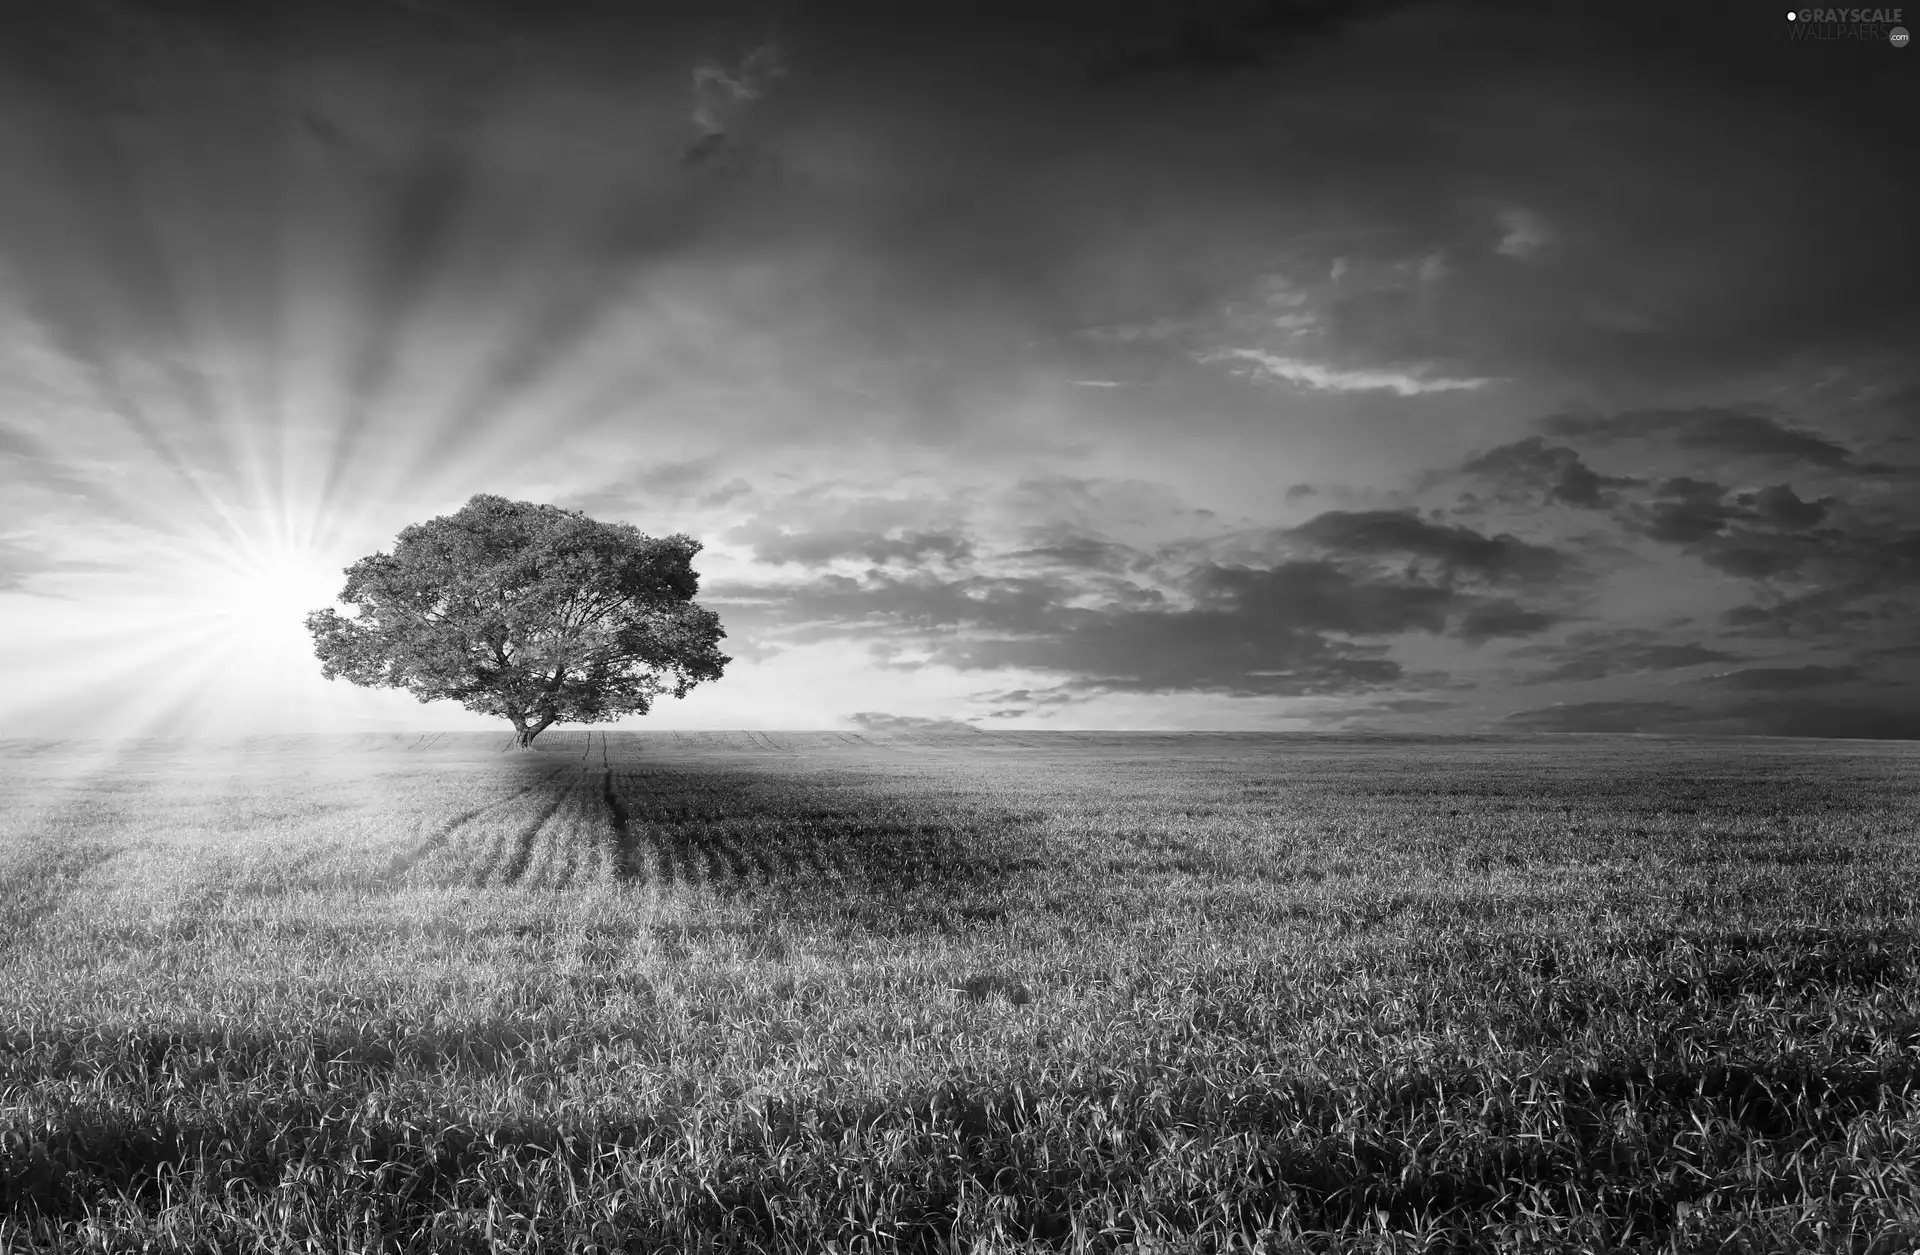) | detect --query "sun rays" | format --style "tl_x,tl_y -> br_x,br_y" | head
0,25 -> 729,744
